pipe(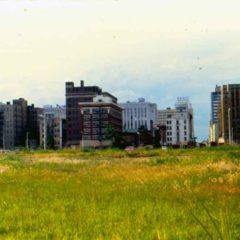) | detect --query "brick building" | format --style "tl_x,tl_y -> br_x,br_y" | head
79,93 -> 122,148
65,81 -> 102,146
